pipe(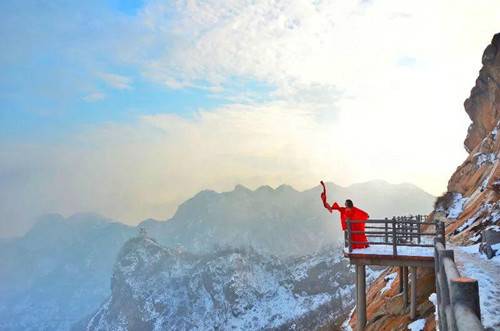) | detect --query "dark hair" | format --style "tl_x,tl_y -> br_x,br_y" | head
345,199 -> 353,208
